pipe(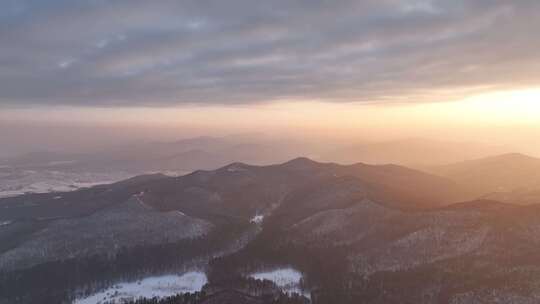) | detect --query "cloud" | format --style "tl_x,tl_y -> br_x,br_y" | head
1,0 -> 539,106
